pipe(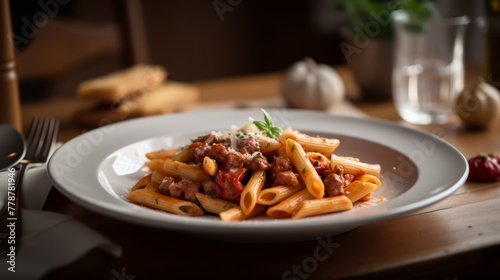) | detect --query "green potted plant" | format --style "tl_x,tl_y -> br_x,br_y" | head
337,0 -> 438,101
